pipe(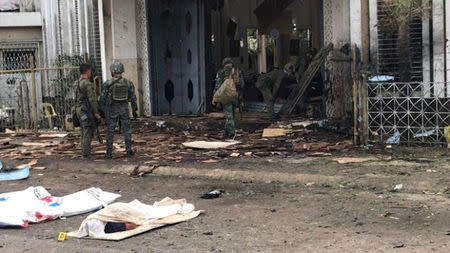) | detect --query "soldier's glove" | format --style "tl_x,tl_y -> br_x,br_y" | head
132,111 -> 138,120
